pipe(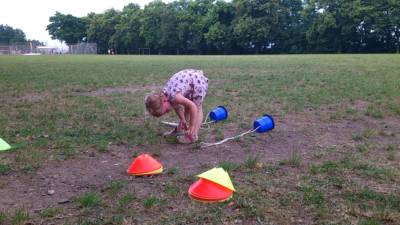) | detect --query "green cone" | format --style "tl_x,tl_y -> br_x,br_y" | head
0,138 -> 11,151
